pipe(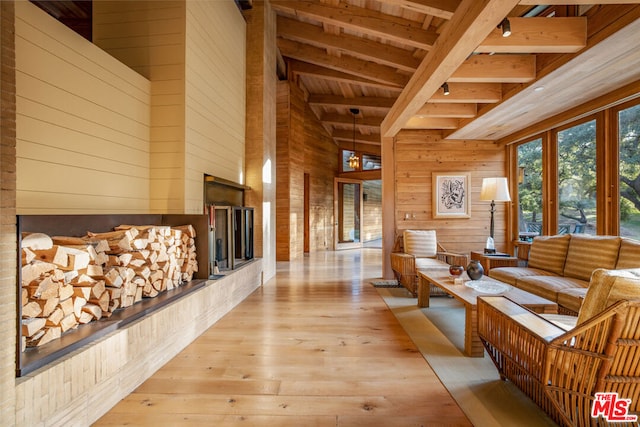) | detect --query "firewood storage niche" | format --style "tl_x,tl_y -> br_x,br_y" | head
16,214 -> 211,376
